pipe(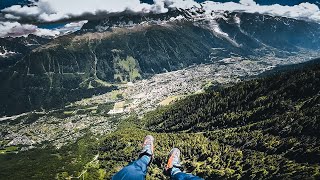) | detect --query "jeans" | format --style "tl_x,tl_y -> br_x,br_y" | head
112,155 -> 150,180
112,156 -> 203,180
